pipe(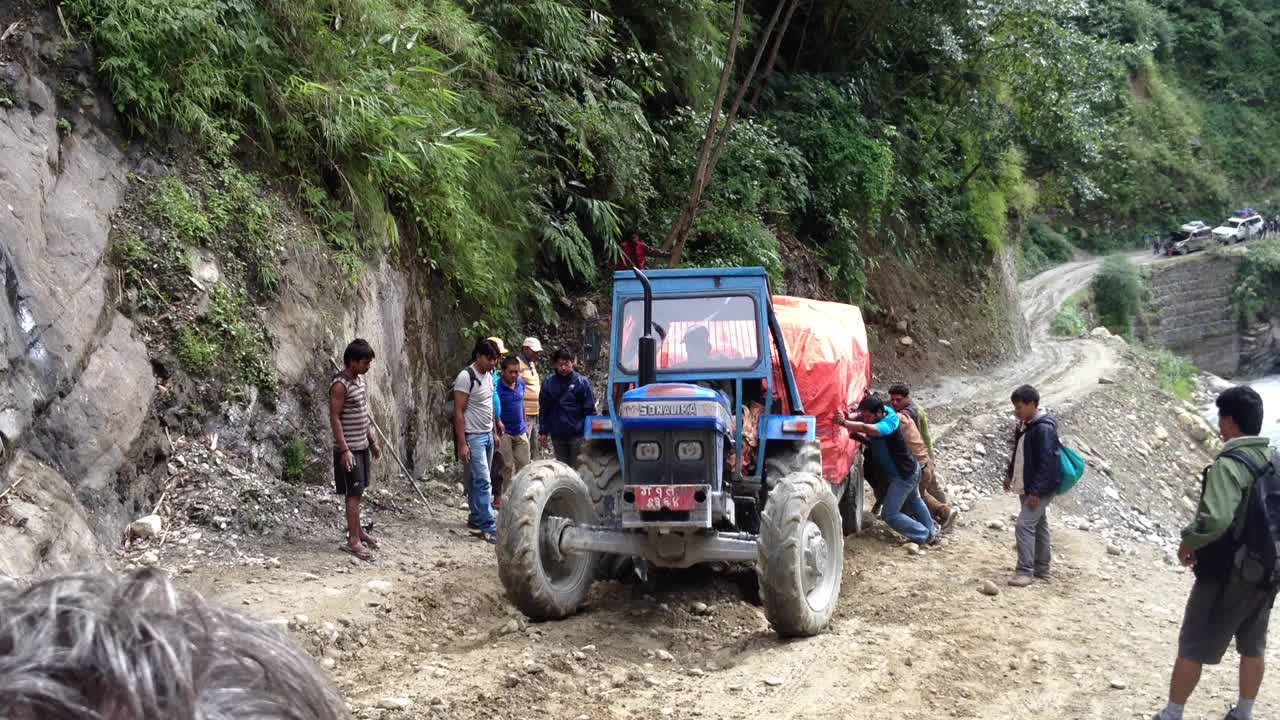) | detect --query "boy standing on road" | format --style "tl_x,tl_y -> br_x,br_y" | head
837,395 -> 939,546
1004,384 -> 1062,587
453,338 -> 503,543
1153,386 -> 1276,720
330,339 -> 382,562
495,356 -> 531,506
539,348 -> 596,466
